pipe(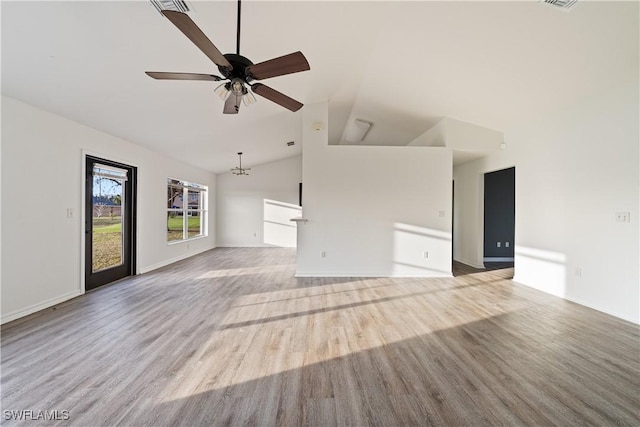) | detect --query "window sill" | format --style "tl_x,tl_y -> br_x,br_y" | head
167,235 -> 208,246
